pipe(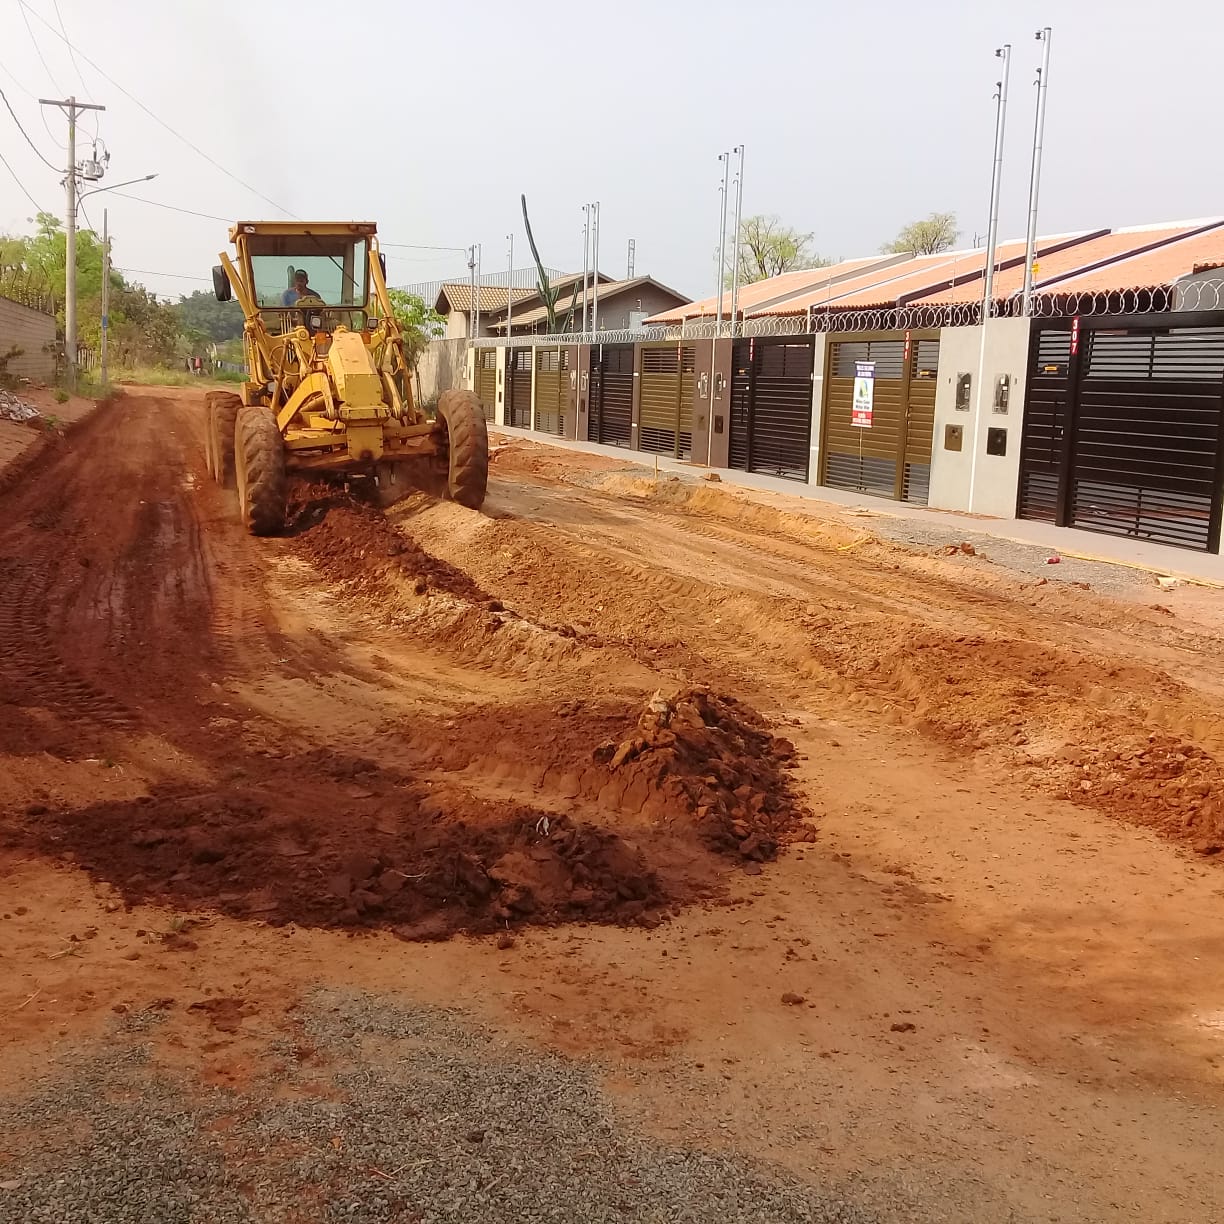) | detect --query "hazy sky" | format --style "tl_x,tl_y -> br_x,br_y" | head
2,0 -> 1222,304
